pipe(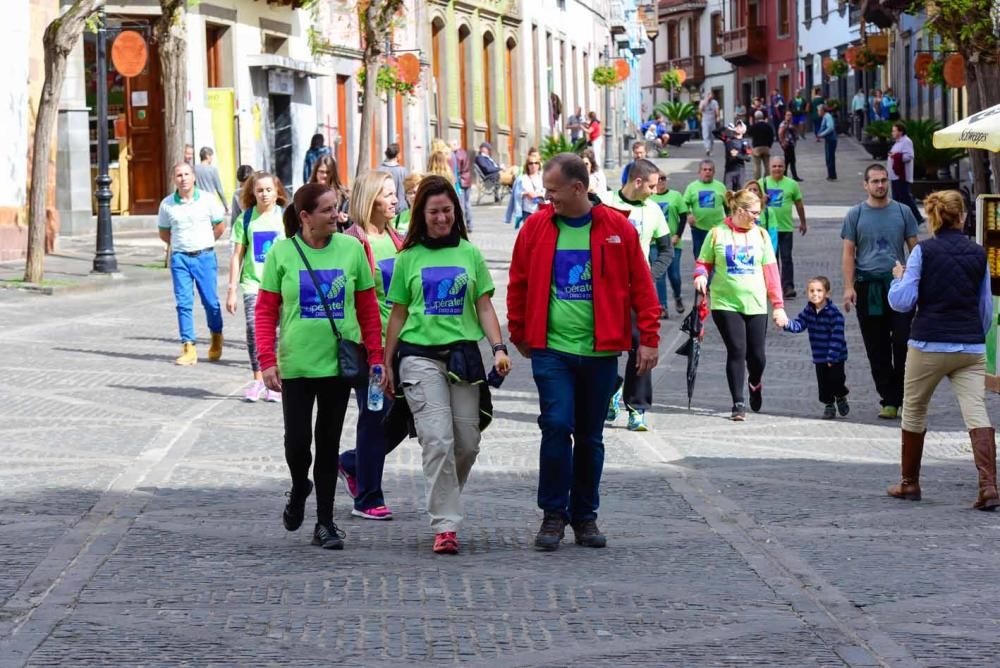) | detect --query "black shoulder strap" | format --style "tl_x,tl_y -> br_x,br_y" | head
291,236 -> 343,342
242,207 -> 253,241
